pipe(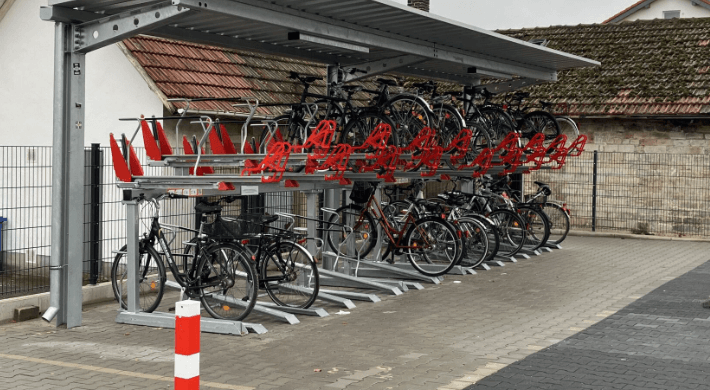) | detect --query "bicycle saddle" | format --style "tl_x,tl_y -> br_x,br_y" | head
443,91 -> 463,98
195,202 -> 222,215
376,78 -> 398,87
413,82 -> 435,91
